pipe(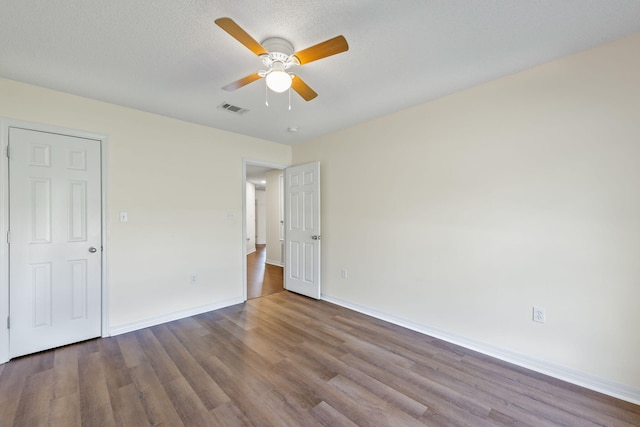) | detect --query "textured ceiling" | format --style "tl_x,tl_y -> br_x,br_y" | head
1,1 -> 639,145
